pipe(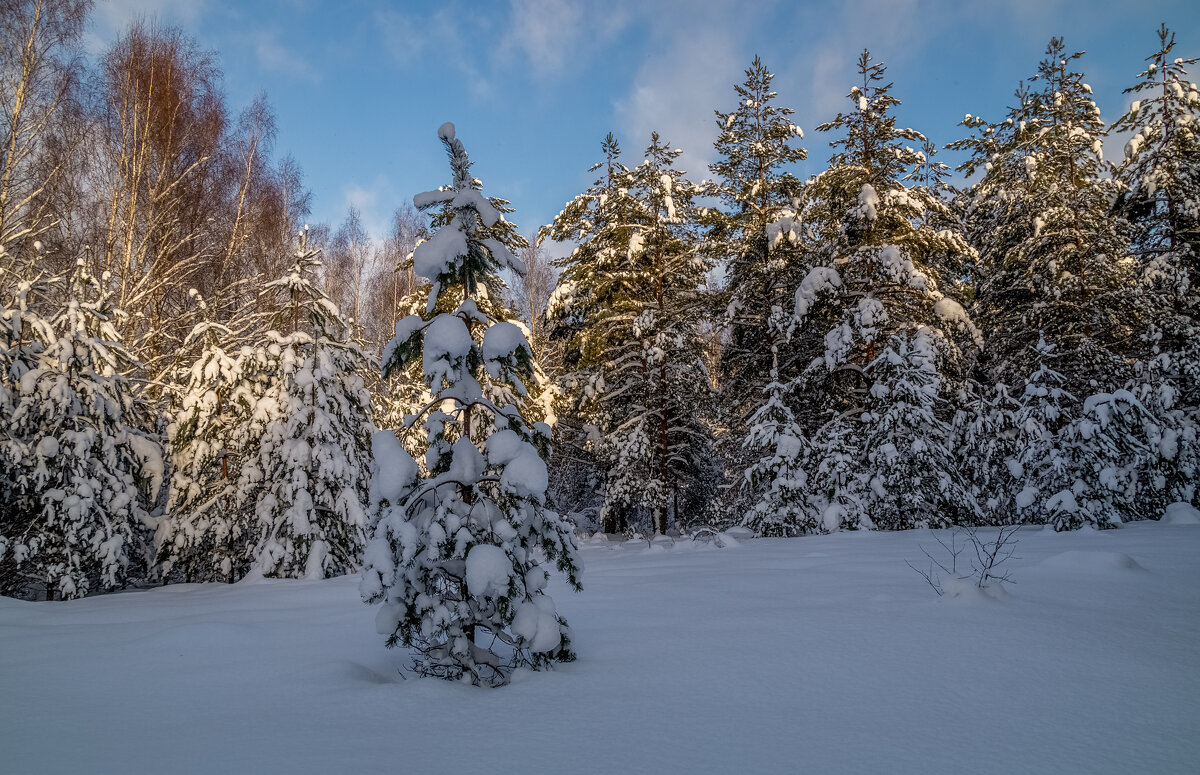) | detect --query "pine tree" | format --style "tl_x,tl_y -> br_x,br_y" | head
544,133 -> 715,535
244,228 -> 374,579
960,38 -> 1142,394
790,50 -> 978,529
362,123 -> 580,686
708,56 -> 808,421
860,328 -> 971,529
155,294 -> 257,582
2,262 -> 161,599
741,347 -> 819,536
